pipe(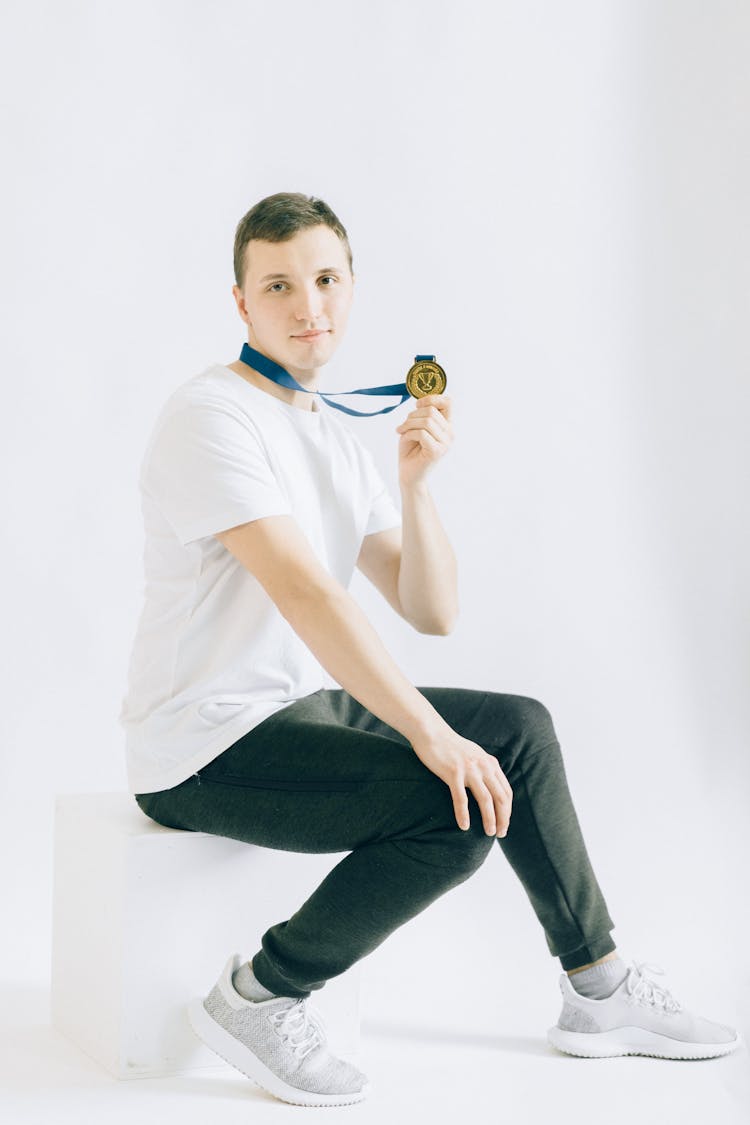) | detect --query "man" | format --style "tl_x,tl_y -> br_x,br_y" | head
120,191 -> 741,1108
